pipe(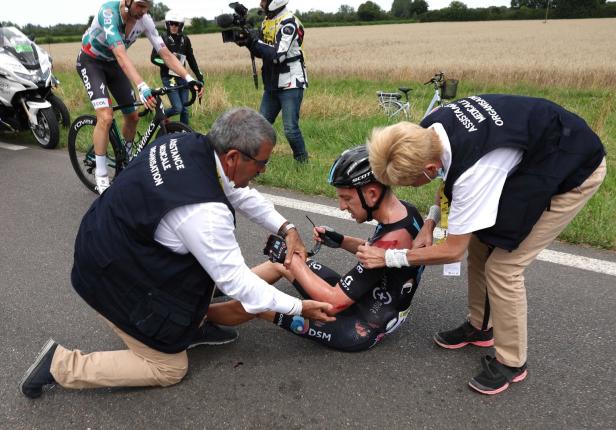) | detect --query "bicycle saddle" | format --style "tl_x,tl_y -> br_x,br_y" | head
398,87 -> 412,94
377,91 -> 402,100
